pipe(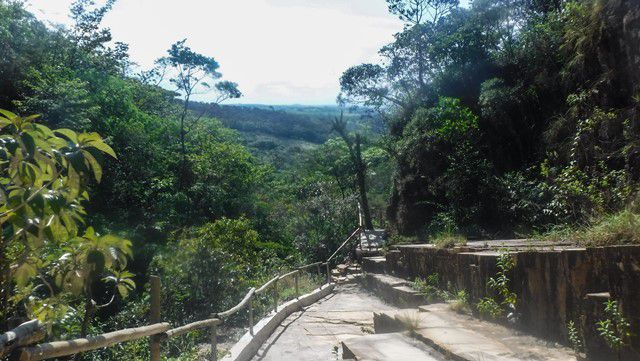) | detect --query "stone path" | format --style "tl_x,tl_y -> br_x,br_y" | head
251,283 -> 413,361
250,279 -> 576,361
